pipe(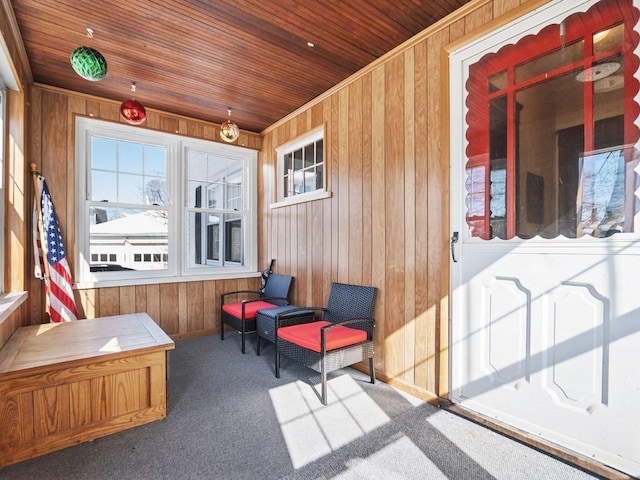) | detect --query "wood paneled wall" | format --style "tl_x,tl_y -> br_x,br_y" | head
5,0 -> 544,397
0,0 -> 31,348
26,85 -> 262,337
259,0 -> 533,400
